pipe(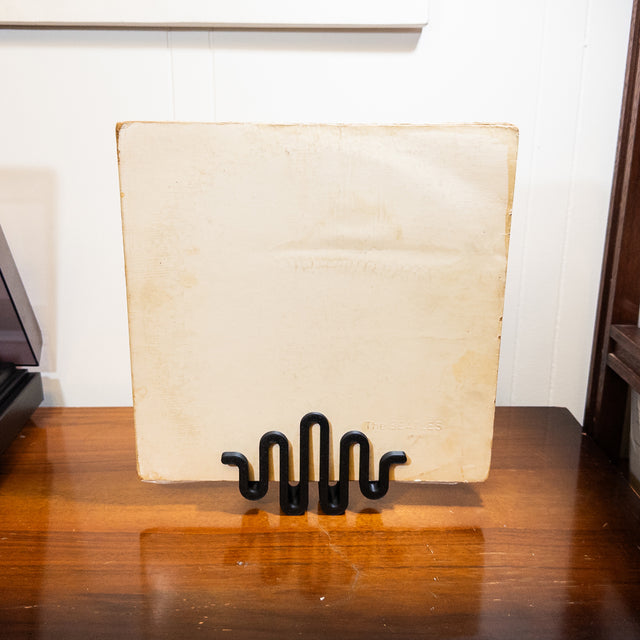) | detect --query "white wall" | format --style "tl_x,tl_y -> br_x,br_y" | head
0,0 -> 633,421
